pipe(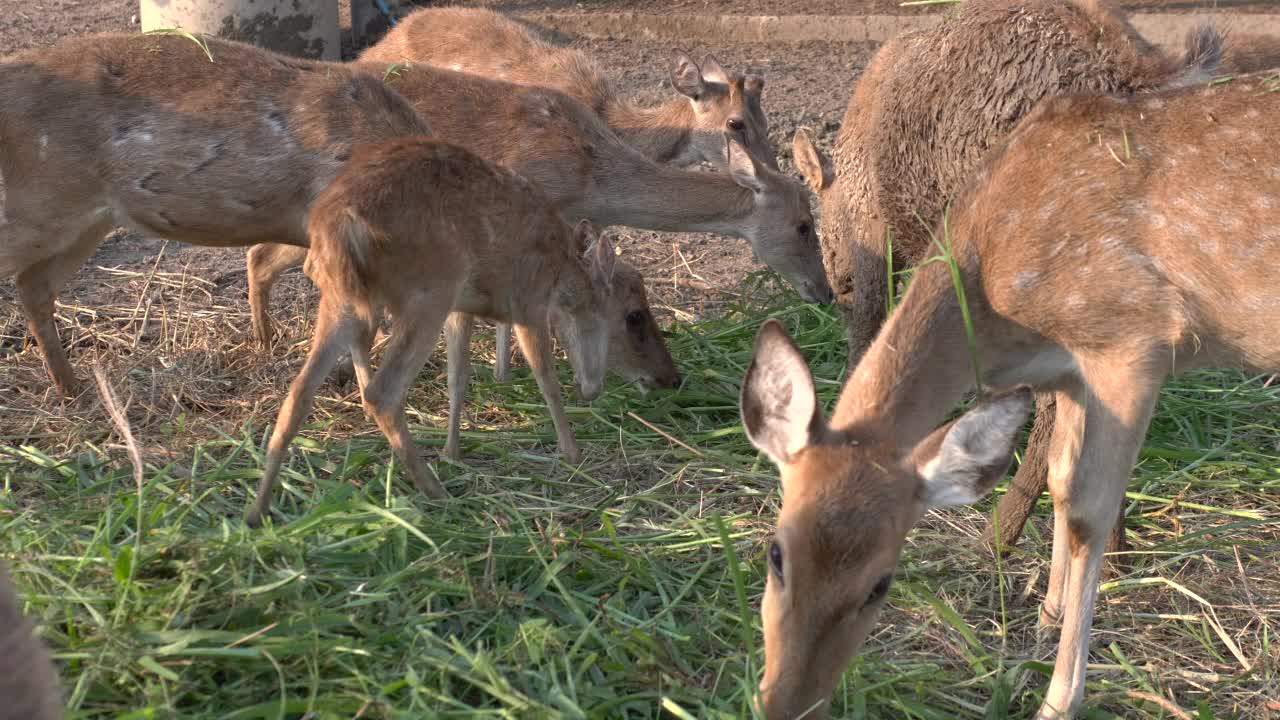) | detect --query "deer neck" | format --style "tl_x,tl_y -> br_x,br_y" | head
602,96 -> 697,166
587,158 -> 755,236
830,261 -> 987,449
